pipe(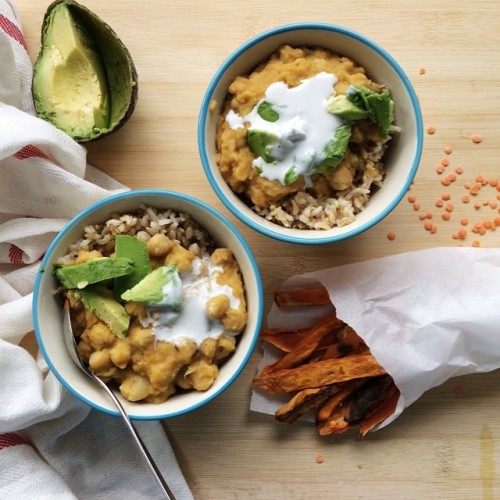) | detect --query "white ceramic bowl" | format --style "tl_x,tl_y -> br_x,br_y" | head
198,23 -> 423,244
33,189 -> 263,420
